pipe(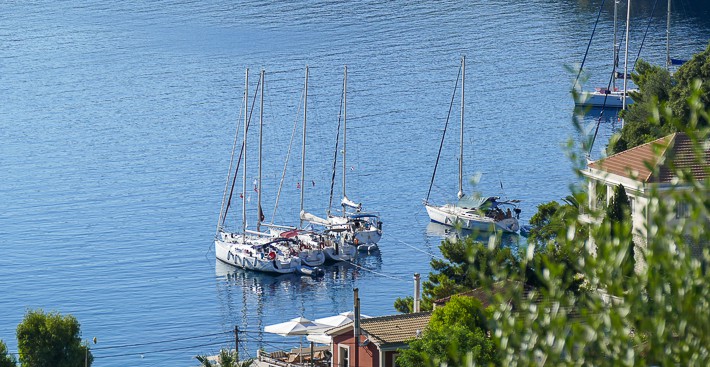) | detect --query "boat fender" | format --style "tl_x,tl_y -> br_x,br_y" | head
268,251 -> 276,260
